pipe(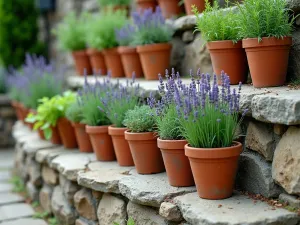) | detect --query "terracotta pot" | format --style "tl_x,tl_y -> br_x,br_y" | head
27,109 -> 38,130
185,142 -> 242,199
243,37 -> 292,88
50,126 -> 62,145
72,122 -> 93,153
86,125 -> 116,161
102,48 -> 125,78
158,138 -> 194,187
118,46 -> 143,78
158,0 -> 182,18
72,50 -> 93,76
57,117 -> 78,149
137,43 -> 172,80
86,48 -> 107,75
125,131 -> 165,174
136,0 -> 157,12
11,101 -> 23,121
20,105 -> 30,126
207,40 -> 248,85
184,0 -> 208,14
38,129 -> 45,140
